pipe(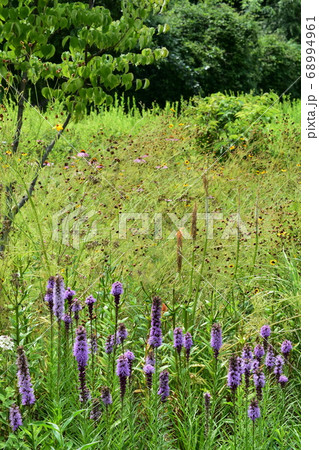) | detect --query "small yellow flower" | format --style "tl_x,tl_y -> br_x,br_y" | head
183,184 -> 189,186
53,124 -> 63,131
5,150 -> 12,155
269,259 -> 277,266
254,288 -> 260,294
230,146 -> 235,150
185,160 -> 190,165
169,124 -> 174,128
179,123 -> 185,126
296,163 -> 301,167
228,264 -> 234,269
170,108 -> 175,112
281,169 -> 287,172
75,204 -> 82,208
248,154 -> 253,158
21,152 -> 28,156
